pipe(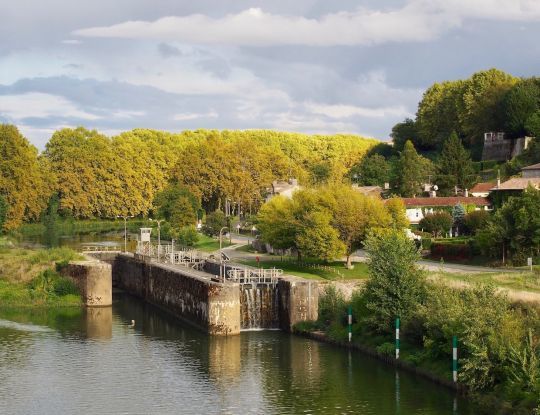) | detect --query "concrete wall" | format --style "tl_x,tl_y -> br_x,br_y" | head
61,259 -> 112,307
278,278 -> 318,332
113,254 -> 241,335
